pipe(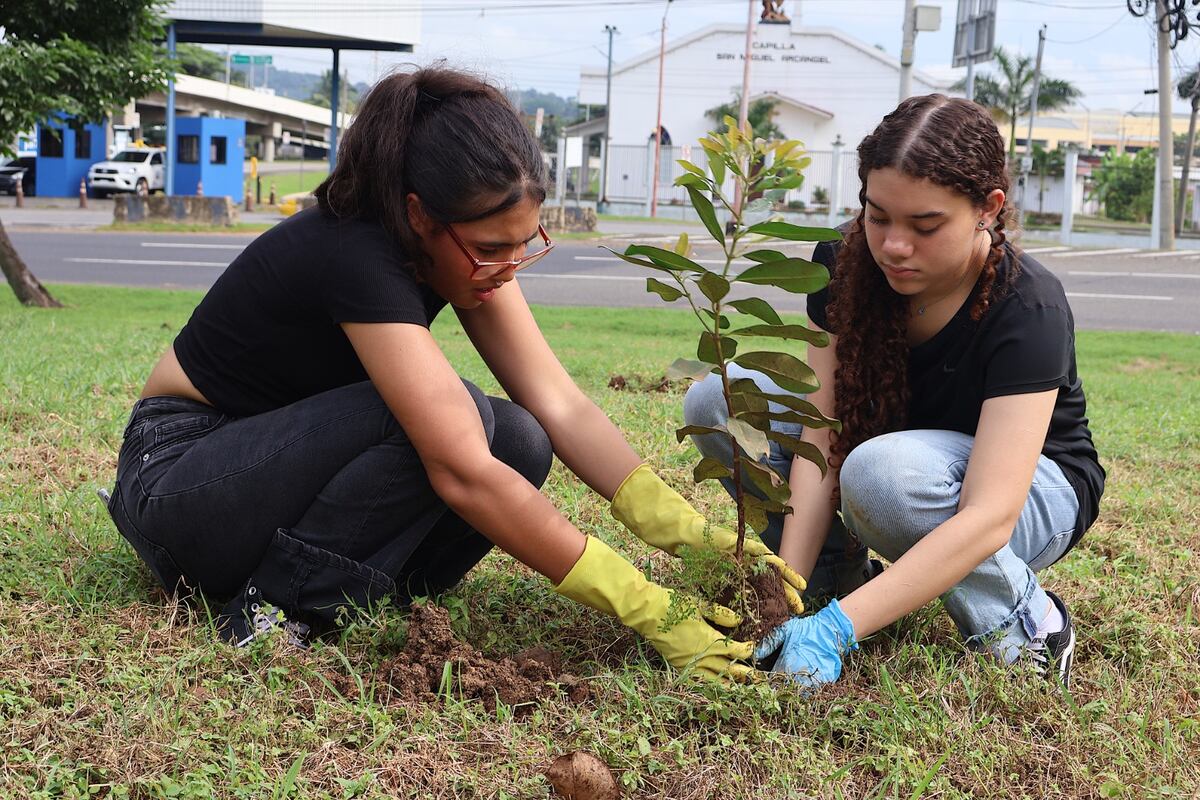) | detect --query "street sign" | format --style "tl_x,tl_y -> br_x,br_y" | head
232,54 -> 250,64
254,55 -> 272,65
231,54 -> 272,65
952,0 -> 996,67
